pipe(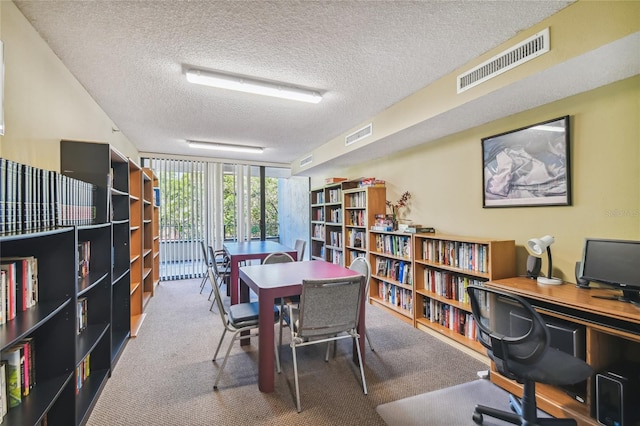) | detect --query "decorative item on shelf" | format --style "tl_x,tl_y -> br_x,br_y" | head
359,177 -> 386,187
370,214 -> 393,232
325,177 -> 347,184
386,191 -> 412,231
527,235 -> 562,285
